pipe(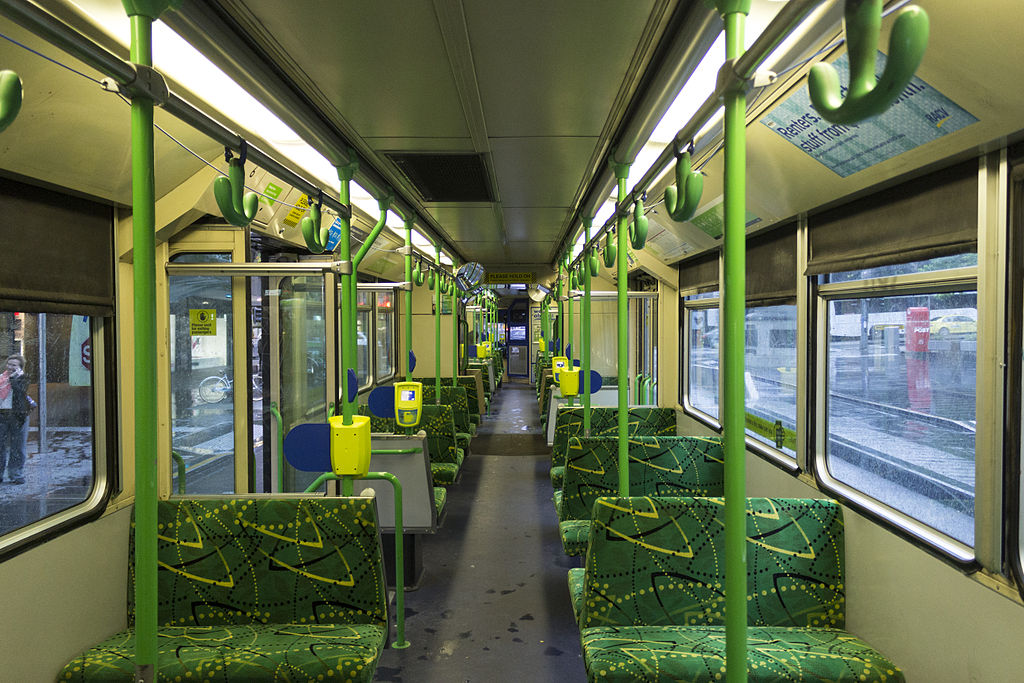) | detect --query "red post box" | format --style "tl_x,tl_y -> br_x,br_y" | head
906,307 -> 930,354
